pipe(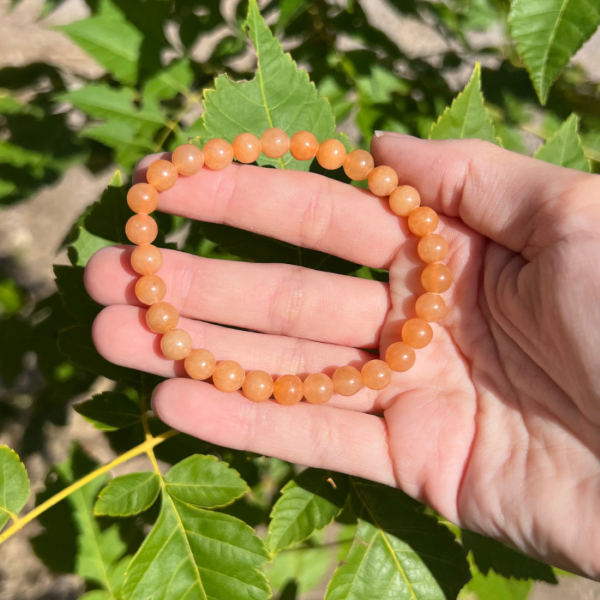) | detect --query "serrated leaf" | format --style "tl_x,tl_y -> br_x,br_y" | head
95,472 -> 160,516
462,529 -> 557,584
325,478 -> 470,600
430,63 -> 499,145
509,0 -> 600,104
534,114 -> 590,172
74,391 -> 141,431
463,564 -> 532,600
269,469 -> 348,553
164,454 -> 249,508
54,265 -> 103,324
143,58 -> 194,107
201,0 -> 338,171
123,491 -> 271,600
0,445 -> 30,531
